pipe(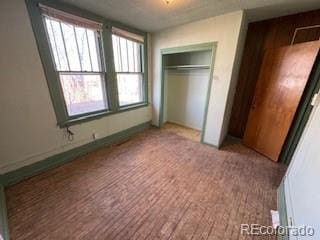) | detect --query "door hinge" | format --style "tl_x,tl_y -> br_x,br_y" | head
311,93 -> 320,107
